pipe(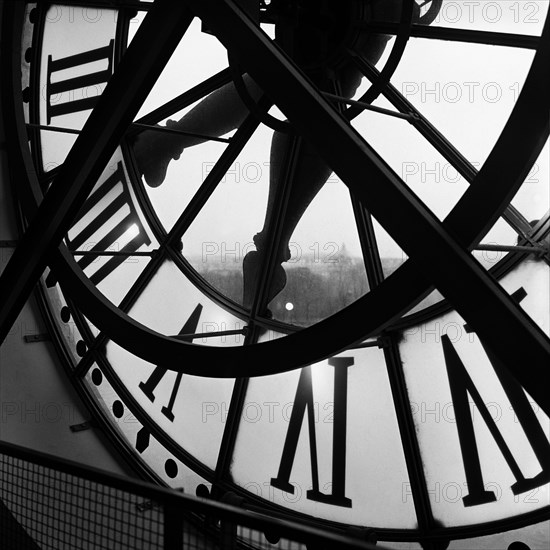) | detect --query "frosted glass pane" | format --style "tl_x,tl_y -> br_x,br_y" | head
353,94 -> 469,222
134,17 -> 229,120
390,38 -> 534,167
400,259 -> 550,526
128,260 -> 246,341
39,6 -> 118,169
270,177 -> 369,325
231,347 -> 416,528
106,341 -> 234,471
85,362 -> 214,490
66,150 -> 157,306
448,520 -> 550,550
181,125 -> 272,302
